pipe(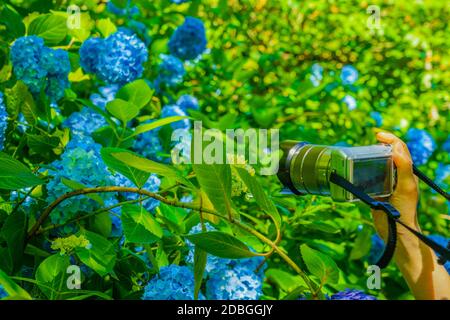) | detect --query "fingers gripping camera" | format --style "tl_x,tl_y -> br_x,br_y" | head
278,141 -> 395,202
